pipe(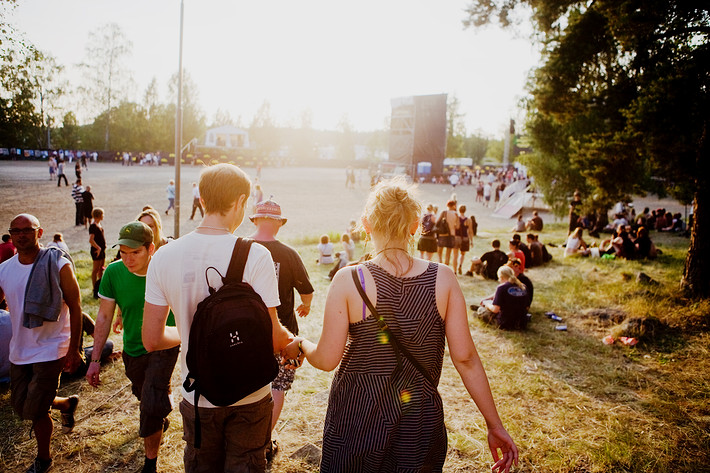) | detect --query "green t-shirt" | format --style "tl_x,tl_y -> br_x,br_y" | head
99,259 -> 175,357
